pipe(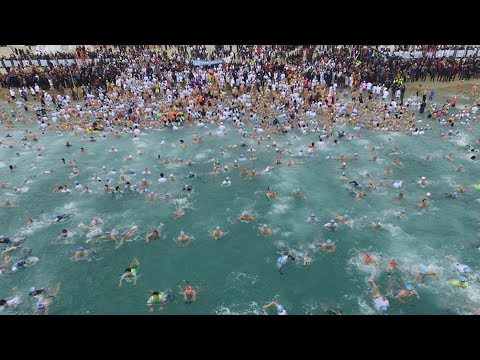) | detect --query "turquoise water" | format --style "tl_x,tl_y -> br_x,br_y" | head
1,86 -> 480,315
